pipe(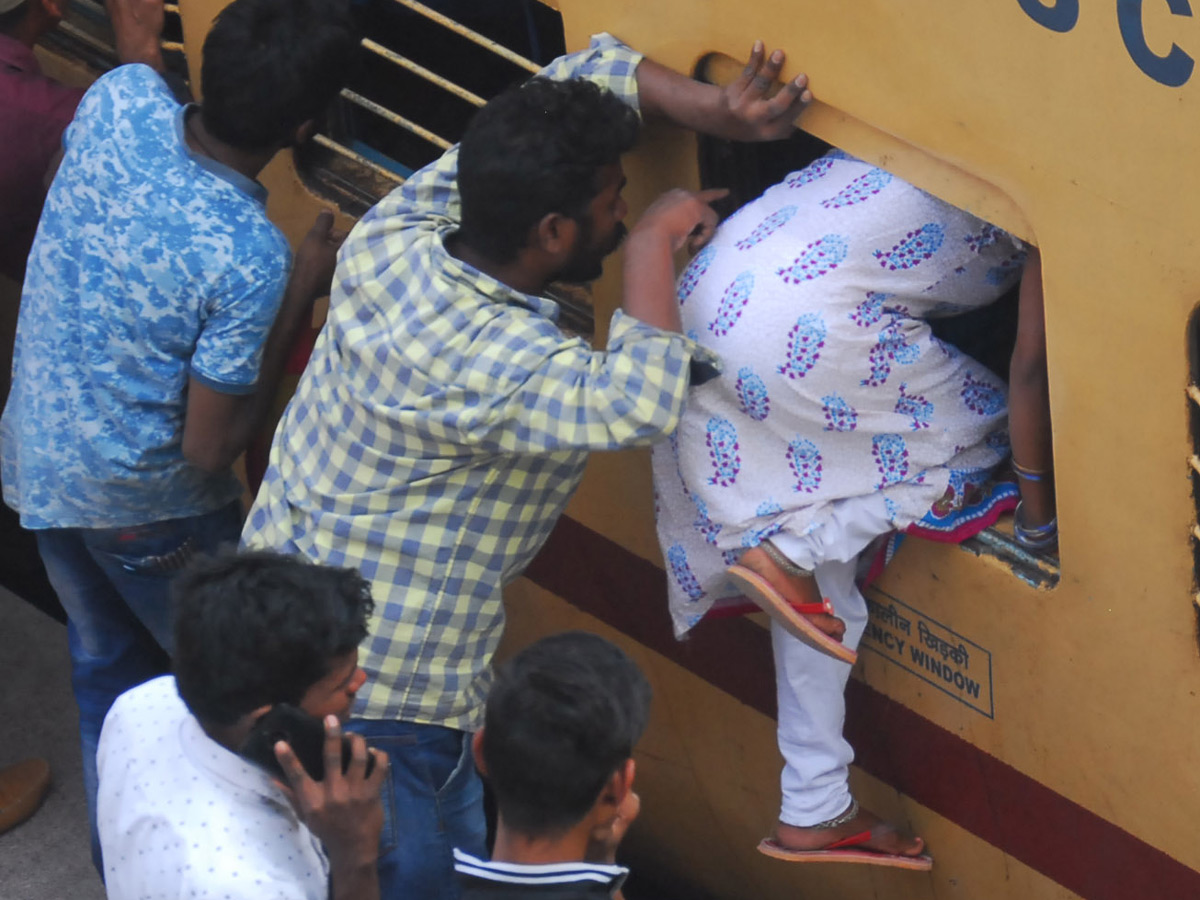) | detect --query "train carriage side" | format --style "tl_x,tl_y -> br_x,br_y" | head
51,1 -> 1200,897
508,4 -> 1200,899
